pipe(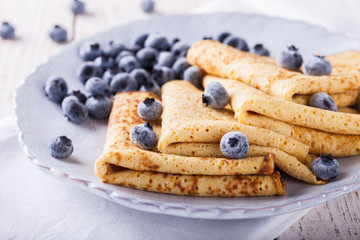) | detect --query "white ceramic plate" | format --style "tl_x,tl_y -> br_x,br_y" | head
14,13 -> 360,219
